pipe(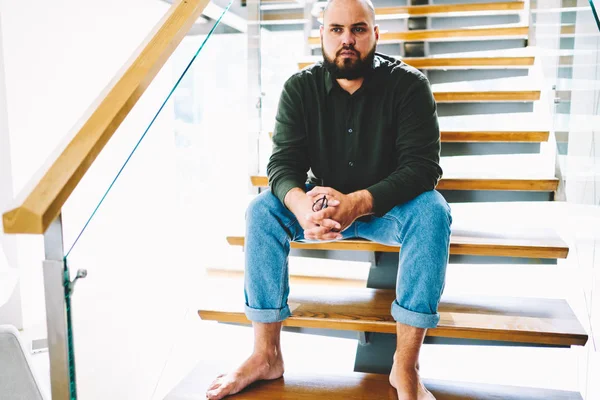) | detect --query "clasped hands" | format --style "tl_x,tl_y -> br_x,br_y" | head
298,186 -> 372,241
